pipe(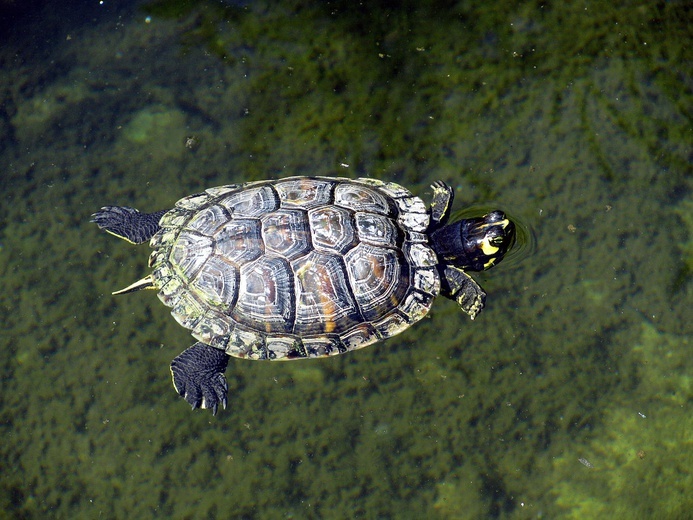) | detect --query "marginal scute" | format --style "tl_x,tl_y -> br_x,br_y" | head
266,336 -> 306,359
192,312 -> 234,345
340,322 -> 379,351
413,268 -> 441,296
227,325 -> 267,359
302,335 -> 346,357
405,231 -> 428,244
398,212 -> 429,233
359,178 -> 411,199
170,291 -> 207,330
158,210 -> 188,231
207,333 -> 231,352
373,310 -> 410,339
151,215 -> 187,248
175,192 -> 209,210
406,242 -> 438,269
205,184 -> 241,198
398,289 -> 434,323
150,261 -> 173,285
148,249 -> 164,269
156,275 -> 182,302
394,195 -> 427,216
